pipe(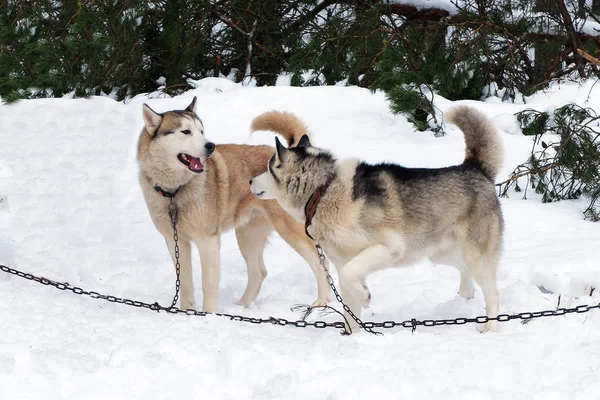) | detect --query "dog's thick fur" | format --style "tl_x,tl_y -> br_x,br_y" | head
250,107 -> 504,333
137,98 -> 329,312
